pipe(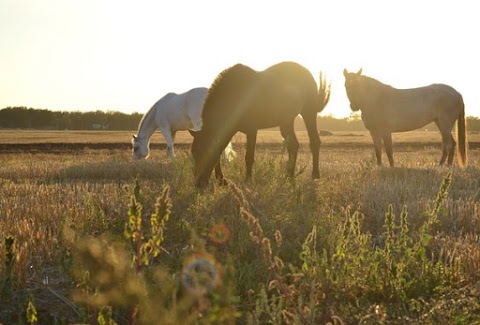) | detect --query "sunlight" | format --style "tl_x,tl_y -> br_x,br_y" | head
0,0 -> 479,118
